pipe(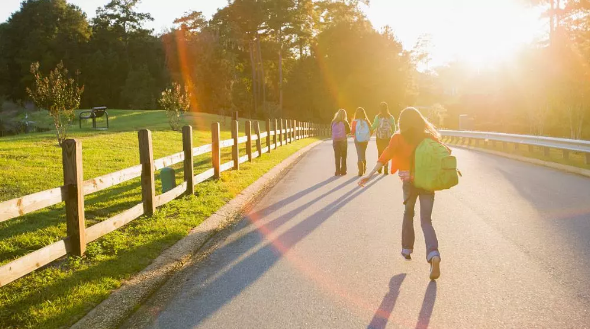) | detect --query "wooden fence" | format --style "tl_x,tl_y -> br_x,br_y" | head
0,119 -> 329,287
